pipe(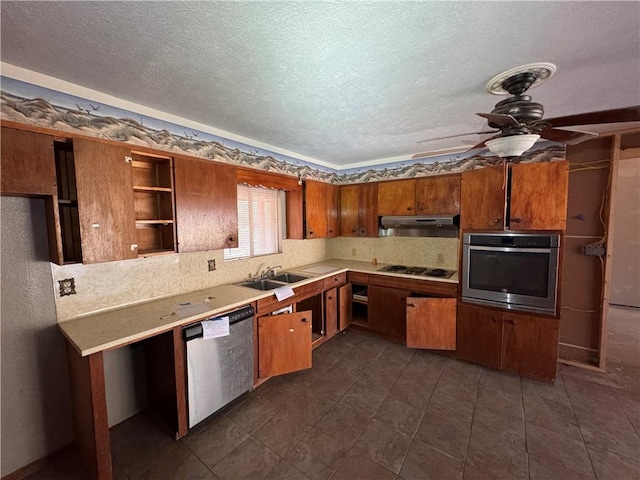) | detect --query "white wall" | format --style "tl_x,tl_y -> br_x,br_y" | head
0,197 -> 74,476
